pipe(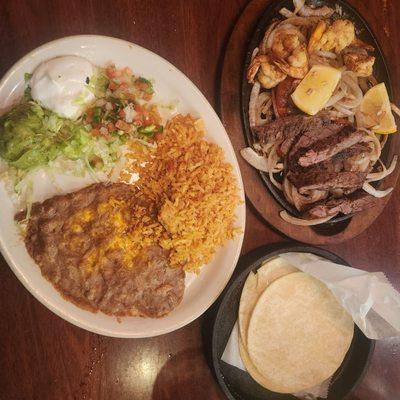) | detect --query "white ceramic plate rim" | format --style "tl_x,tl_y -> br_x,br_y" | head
0,35 -> 246,338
